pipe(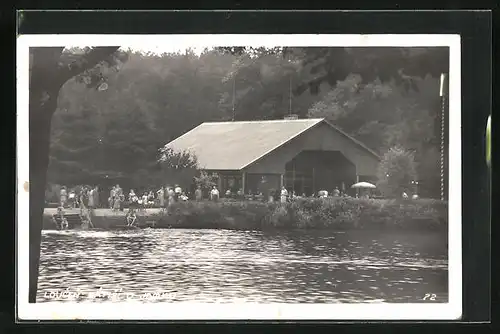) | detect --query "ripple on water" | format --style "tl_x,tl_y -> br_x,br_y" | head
37,229 -> 449,303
